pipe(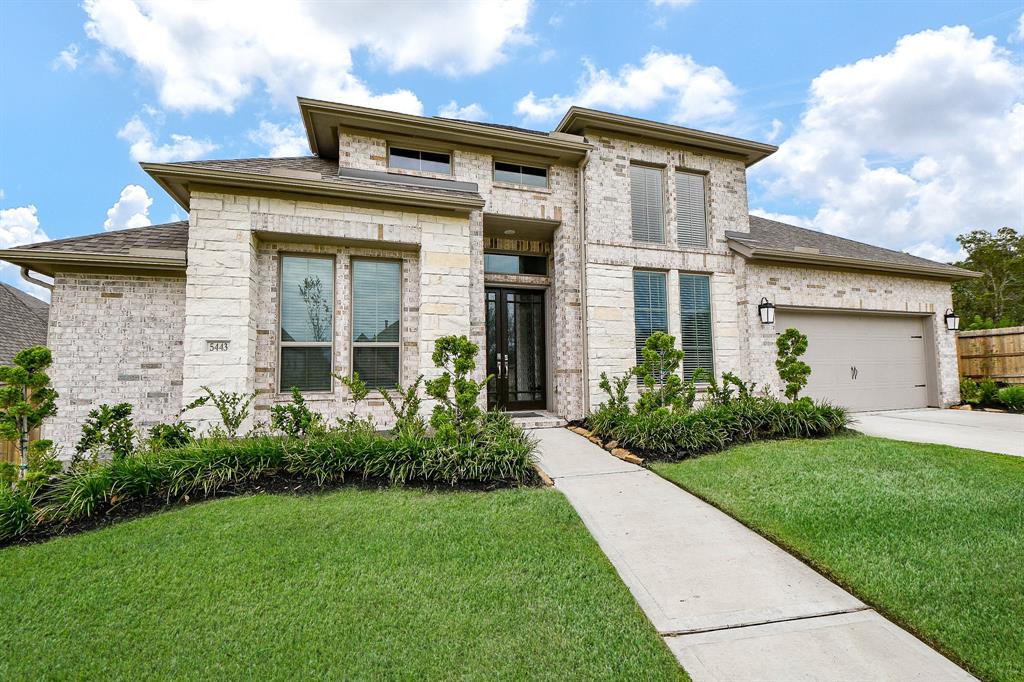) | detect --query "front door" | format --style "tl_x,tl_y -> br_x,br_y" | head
485,288 -> 546,411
